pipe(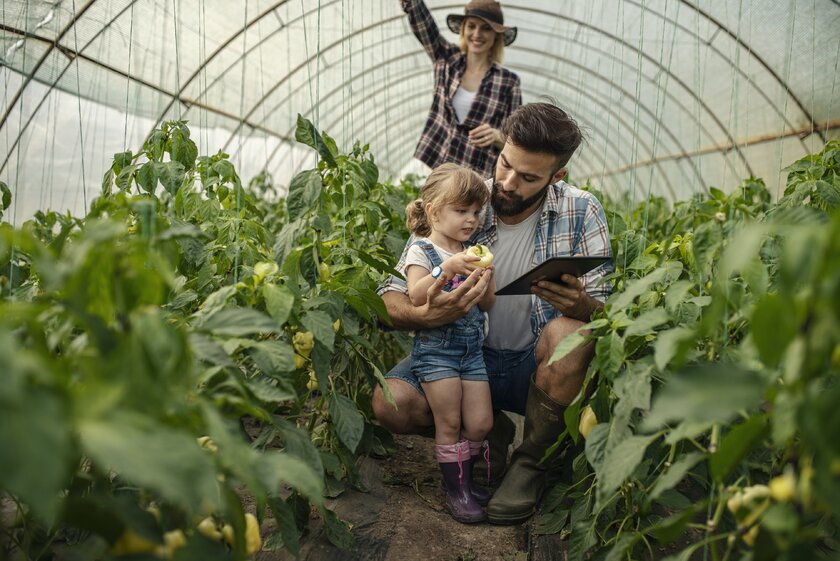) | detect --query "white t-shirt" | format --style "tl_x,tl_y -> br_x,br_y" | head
452,86 -> 476,124
485,208 -> 541,351
399,239 -> 458,276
